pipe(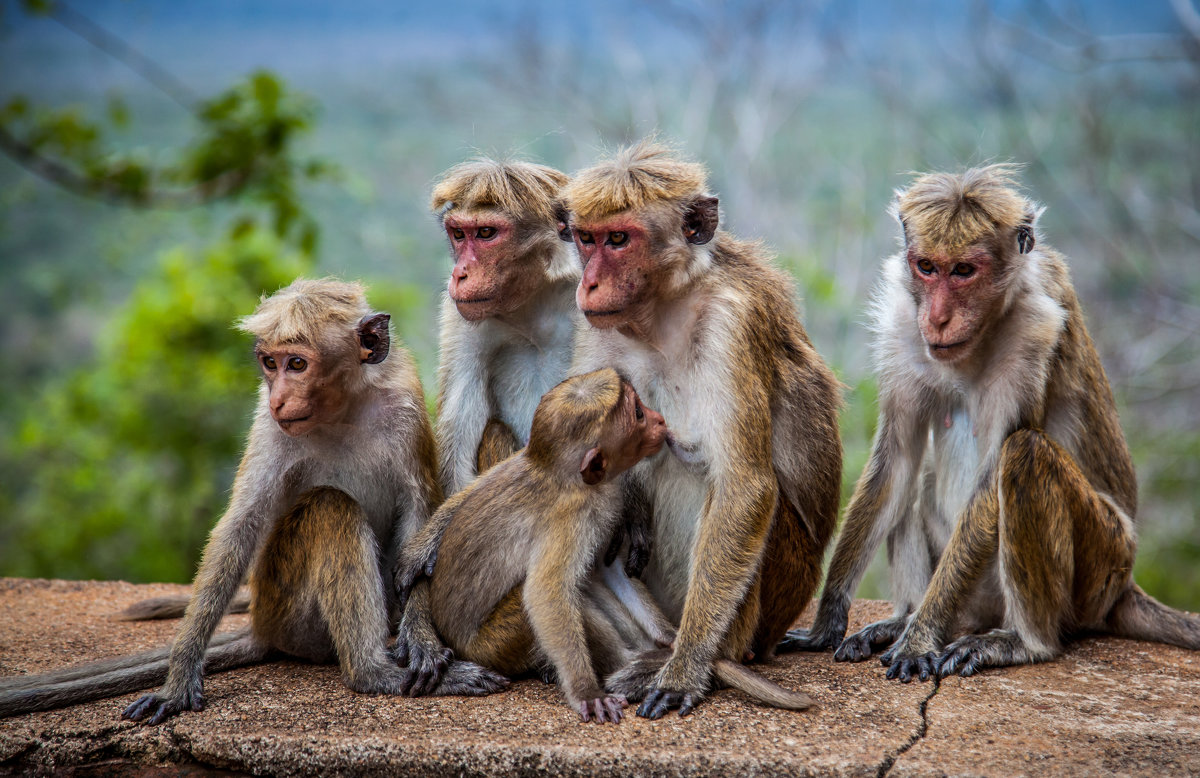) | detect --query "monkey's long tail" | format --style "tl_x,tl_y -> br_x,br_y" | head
113,590 -> 252,621
712,660 -> 814,711
0,628 -> 265,718
1105,584 -> 1200,650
